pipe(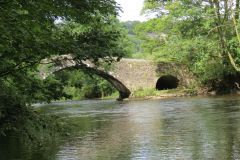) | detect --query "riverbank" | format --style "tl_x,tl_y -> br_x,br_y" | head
103,87 -> 240,101
128,87 -> 240,101
49,86 -> 240,102
102,88 -> 198,101
127,88 -> 197,100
